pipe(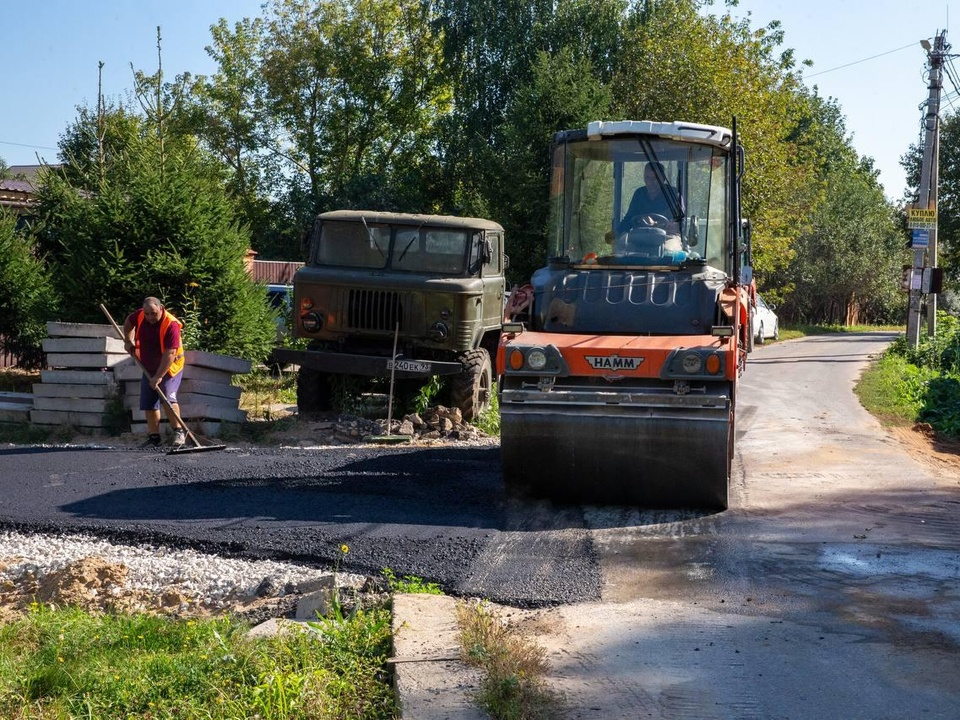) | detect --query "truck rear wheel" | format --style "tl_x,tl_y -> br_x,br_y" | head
450,348 -> 493,421
297,367 -> 333,414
